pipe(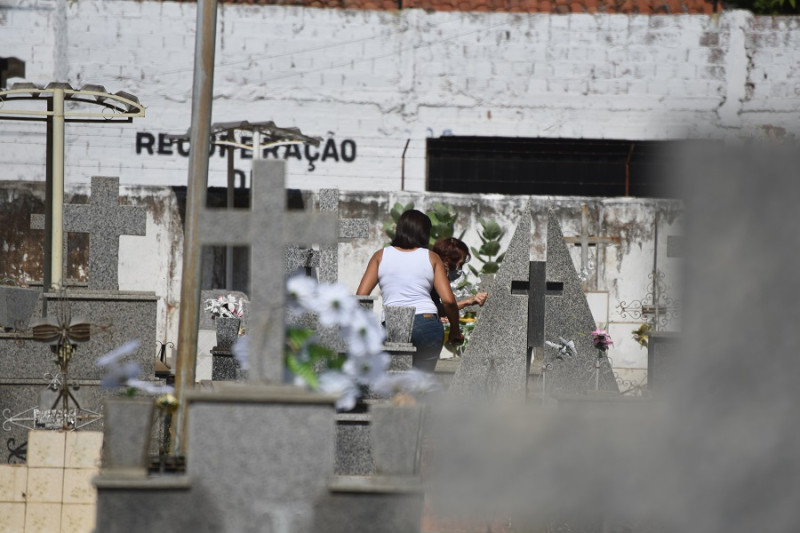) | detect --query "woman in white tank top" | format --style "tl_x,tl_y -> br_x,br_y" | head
357,209 -> 463,372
